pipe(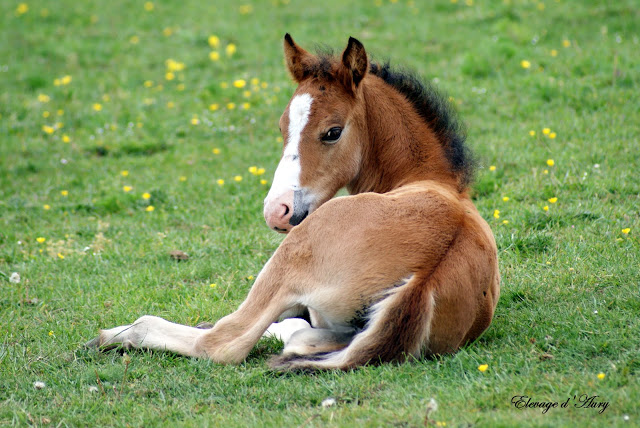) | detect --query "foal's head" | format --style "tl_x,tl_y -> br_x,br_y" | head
264,34 -> 369,233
